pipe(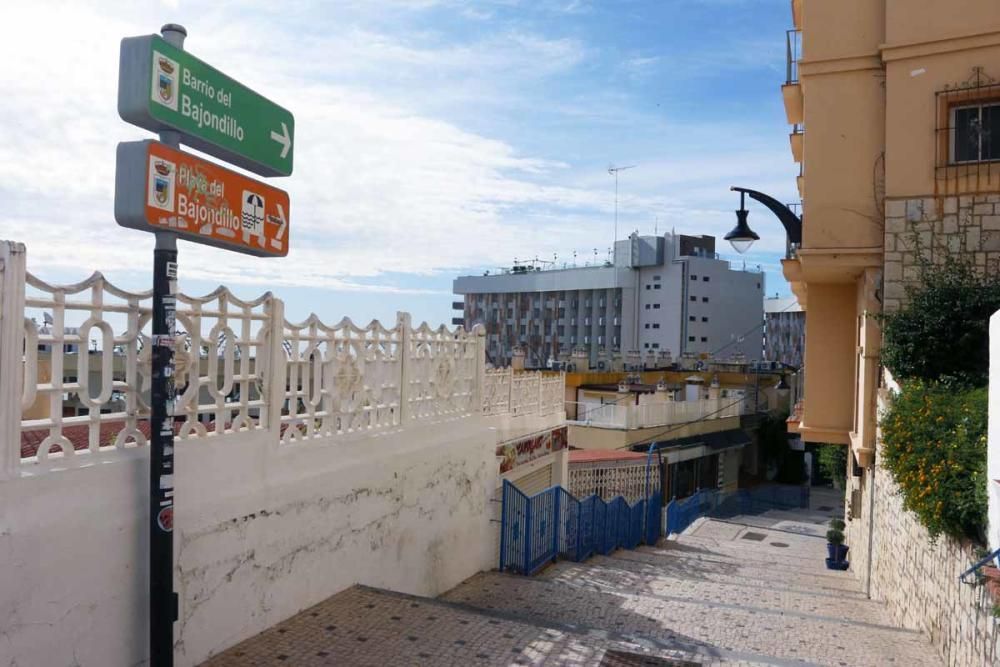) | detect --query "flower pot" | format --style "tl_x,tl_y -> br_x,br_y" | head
825,557 -> 850,571
826,543 -> 849,562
